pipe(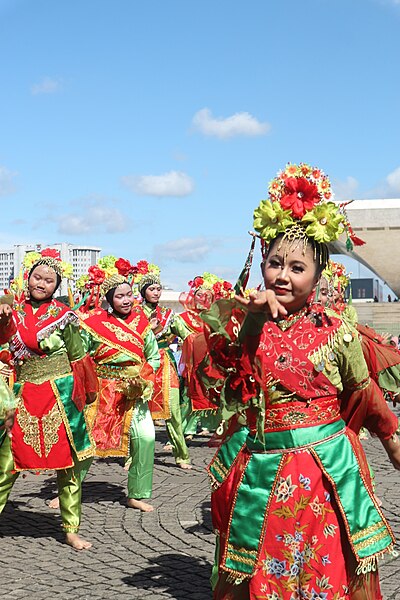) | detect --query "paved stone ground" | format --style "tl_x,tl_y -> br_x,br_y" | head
1,423 -> 399,600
